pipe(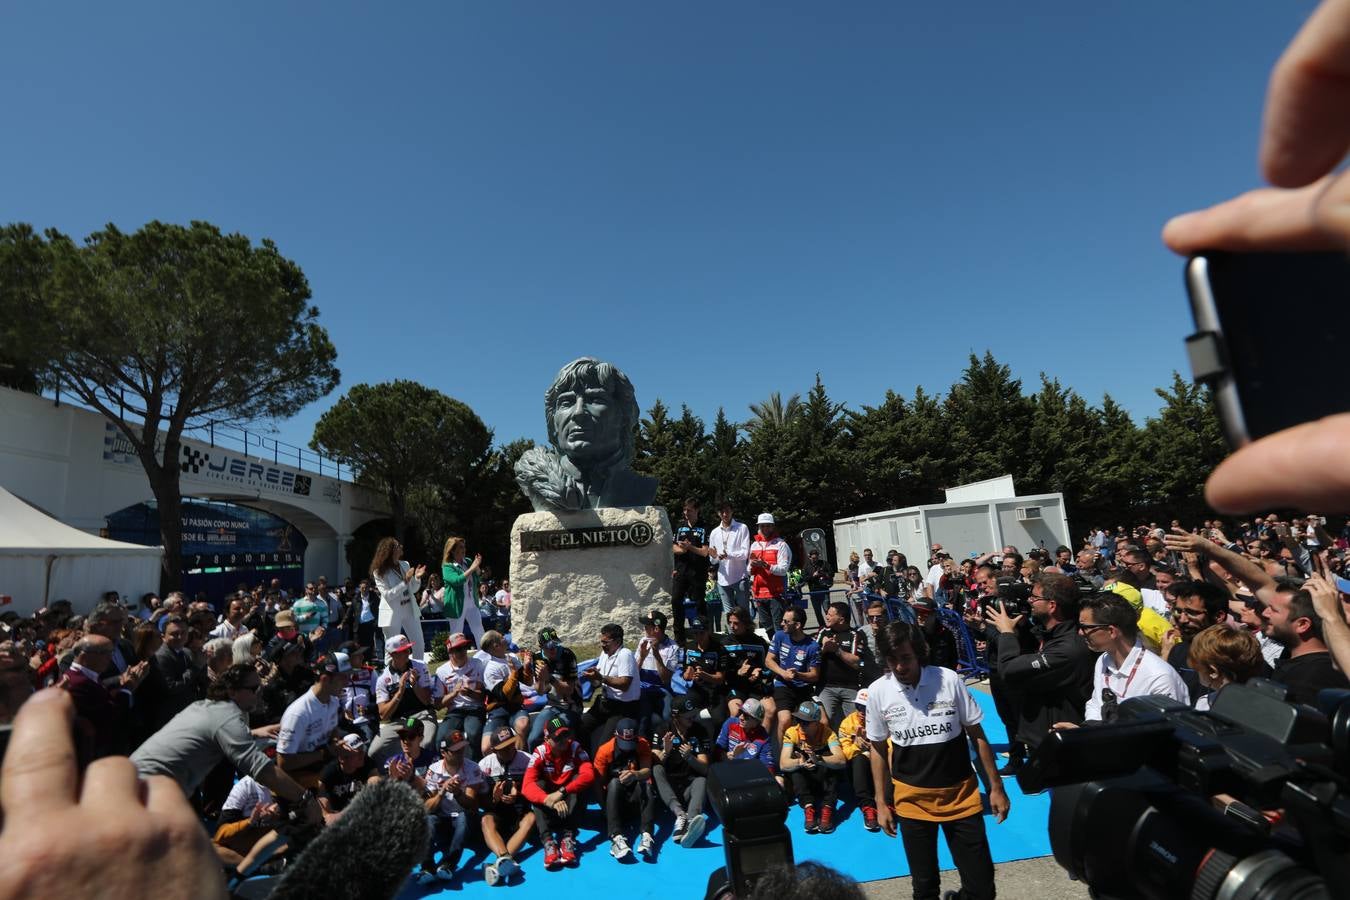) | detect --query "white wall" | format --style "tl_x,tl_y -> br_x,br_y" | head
0,387 -> 390,584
